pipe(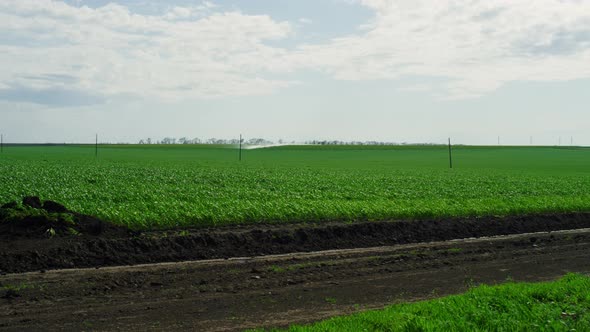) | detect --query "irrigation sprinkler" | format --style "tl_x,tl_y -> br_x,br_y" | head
448,137 -> 453,169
